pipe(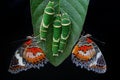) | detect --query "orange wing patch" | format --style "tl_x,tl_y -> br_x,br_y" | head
86,37 -> 93,43
78,45 -> 93,53
23,47 -> 46,64
72,45 -> 95,61
24,39 -> 32,45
